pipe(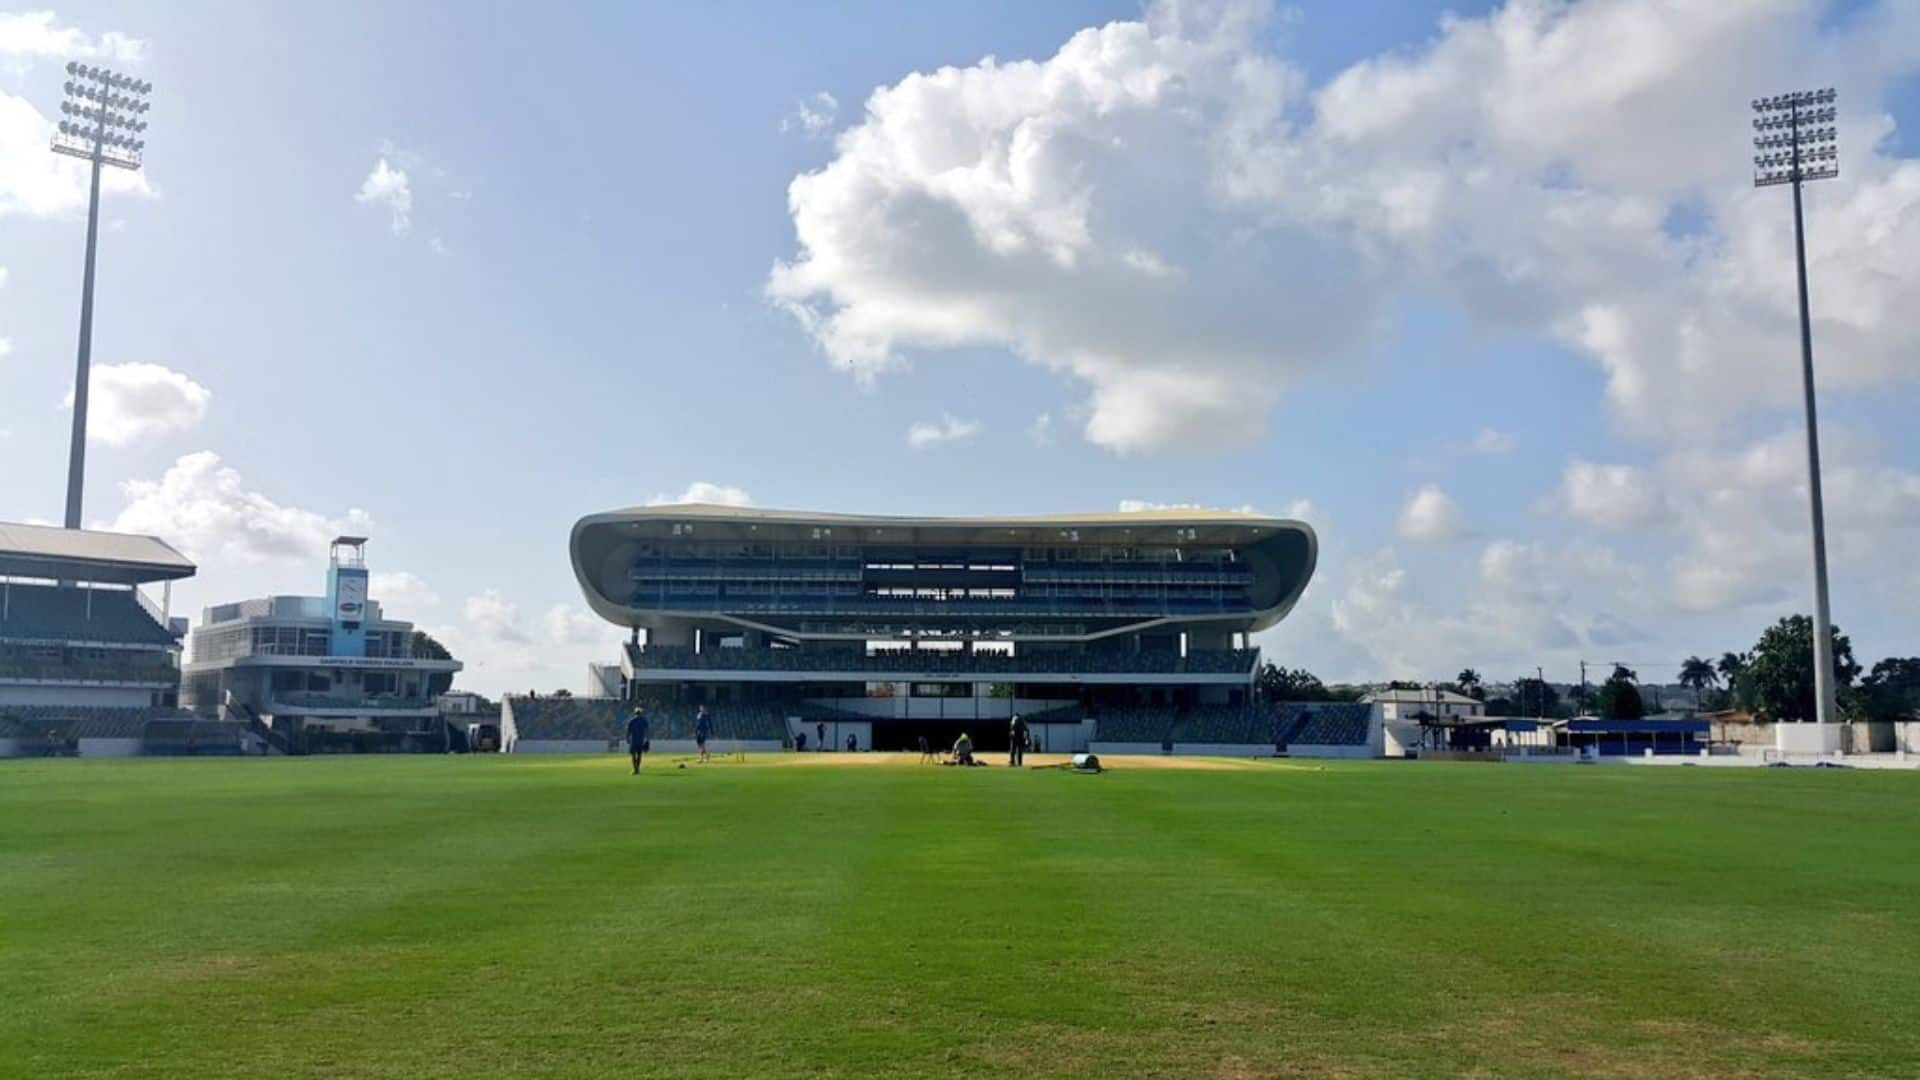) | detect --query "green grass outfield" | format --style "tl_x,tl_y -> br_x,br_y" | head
4,754 -> 1918,1078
